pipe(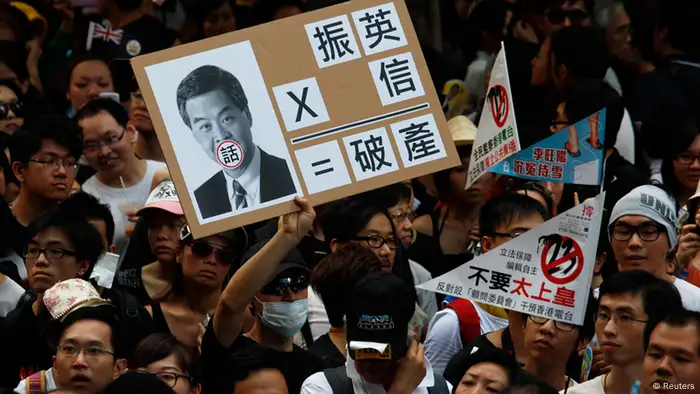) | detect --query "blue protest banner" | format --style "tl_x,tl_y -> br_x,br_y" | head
488,109 -> 606,185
